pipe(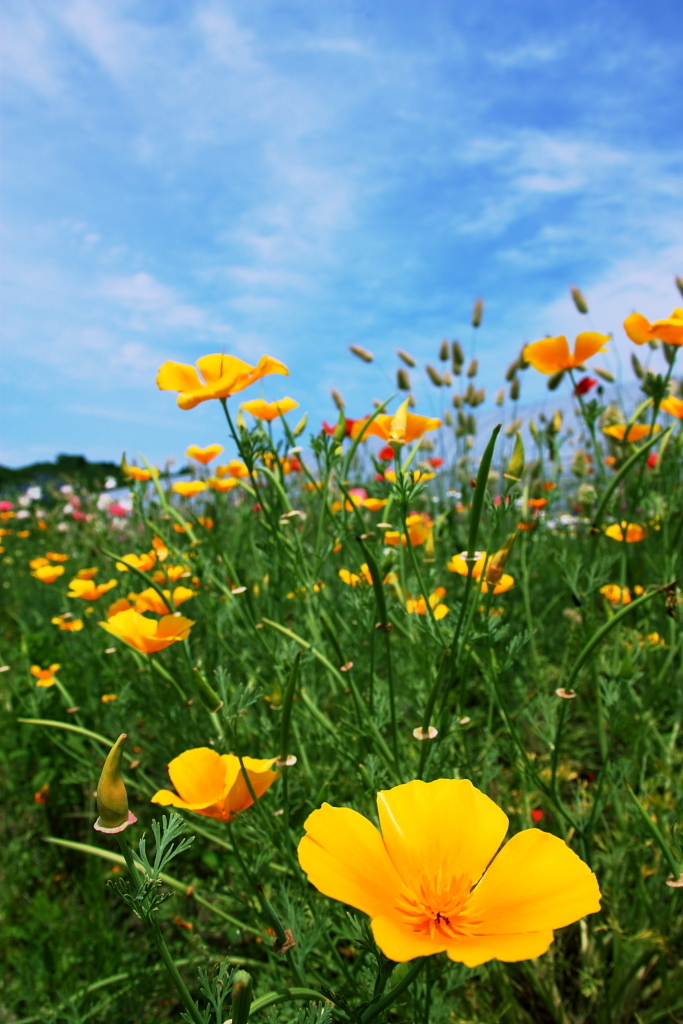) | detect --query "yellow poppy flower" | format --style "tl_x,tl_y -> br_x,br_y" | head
623,308 -> 683,346
185,443 -> 224,464
216,459 -> 250,479
363,498 -> 388,512
207,476 -> 239,492
106,598 -> 133,618
523,332 -> 609,375
240,396 -> 299,421
298,779 -> 600,967
447,552 -> 515,594
339,564 -> 373,587
406,588 -> 449,620
157,353 -> 289,410
151,536 -> 169,561
31,663 -> 61,687
172,480 -> 207,498
164,564 -> 191,583
661,395 -> 683,418
126,465 -> 155,481
604,522 -> 647,542
29,557 -> 50,570
131,586 -> 194,615
602,423 -> 660,442
67,578 -> 118,601
76,567 -> 99,580
151,747 -> 278,821
31,564 -> 65,584
384,470 -> 436,483
51,614 -> 84,632
99,608 -> 194,653
351,409 -> 442,444
116,552 -> 156,572
46,552 -> 69,562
